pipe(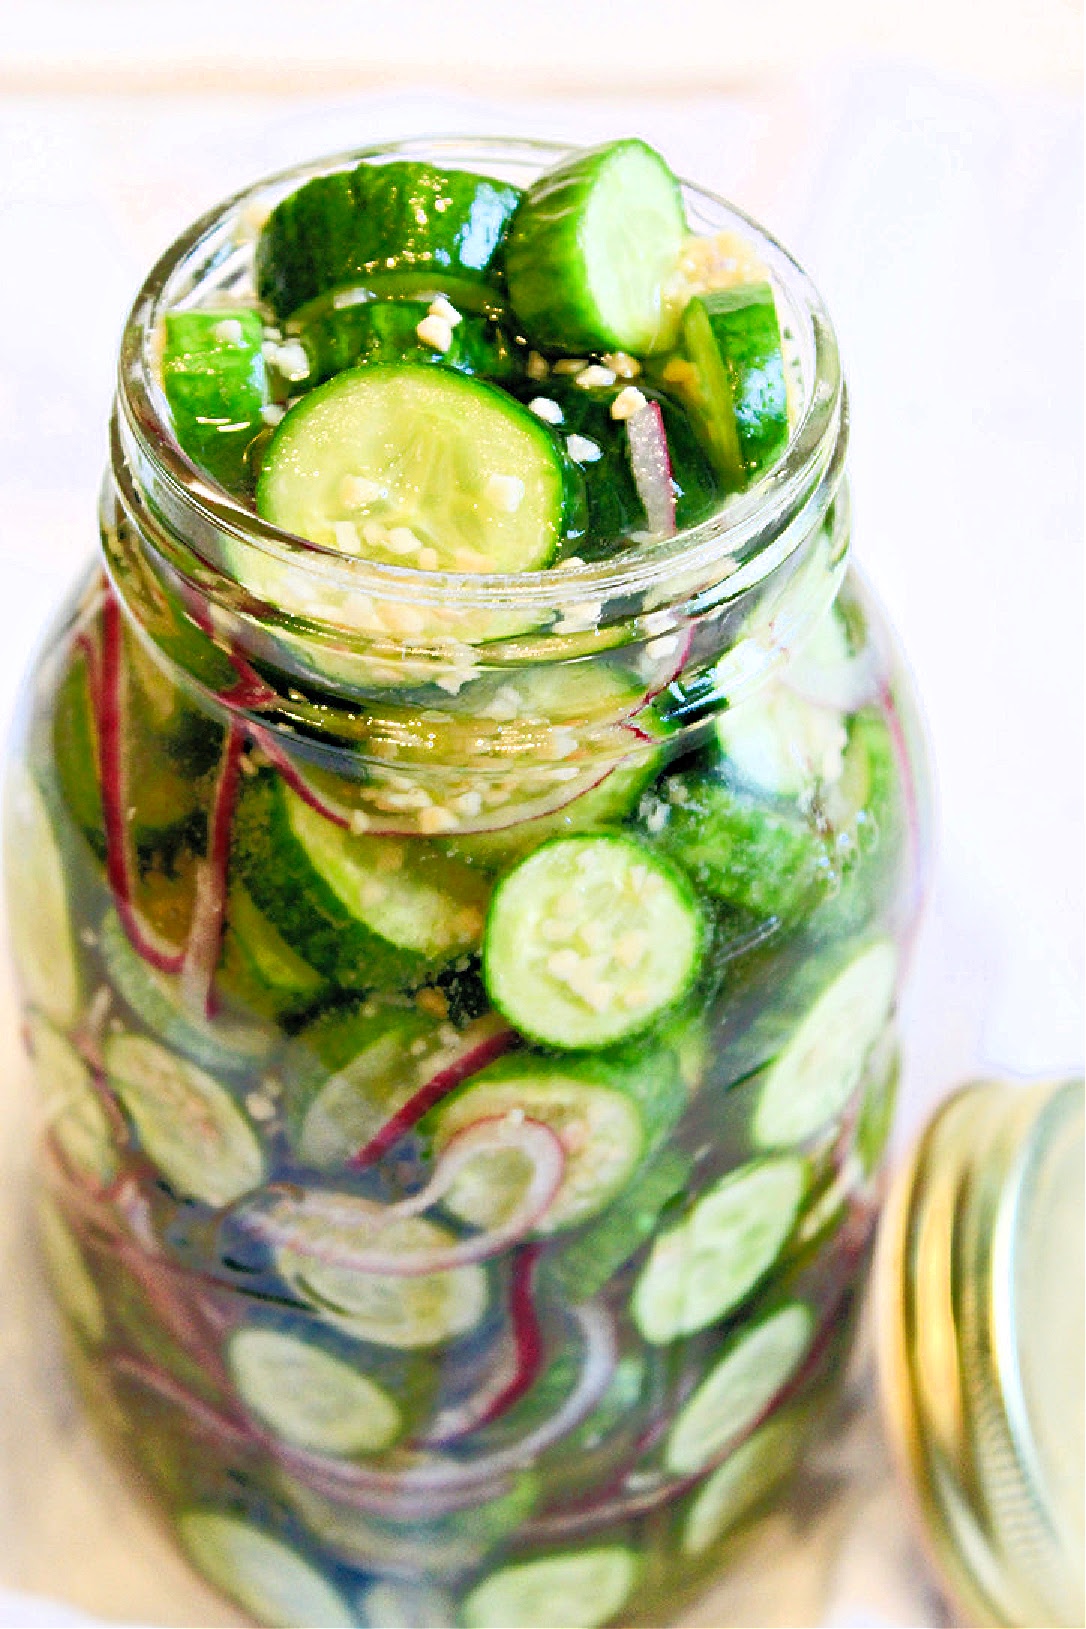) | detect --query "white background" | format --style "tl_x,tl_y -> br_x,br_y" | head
0,5 -> 1081,1625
